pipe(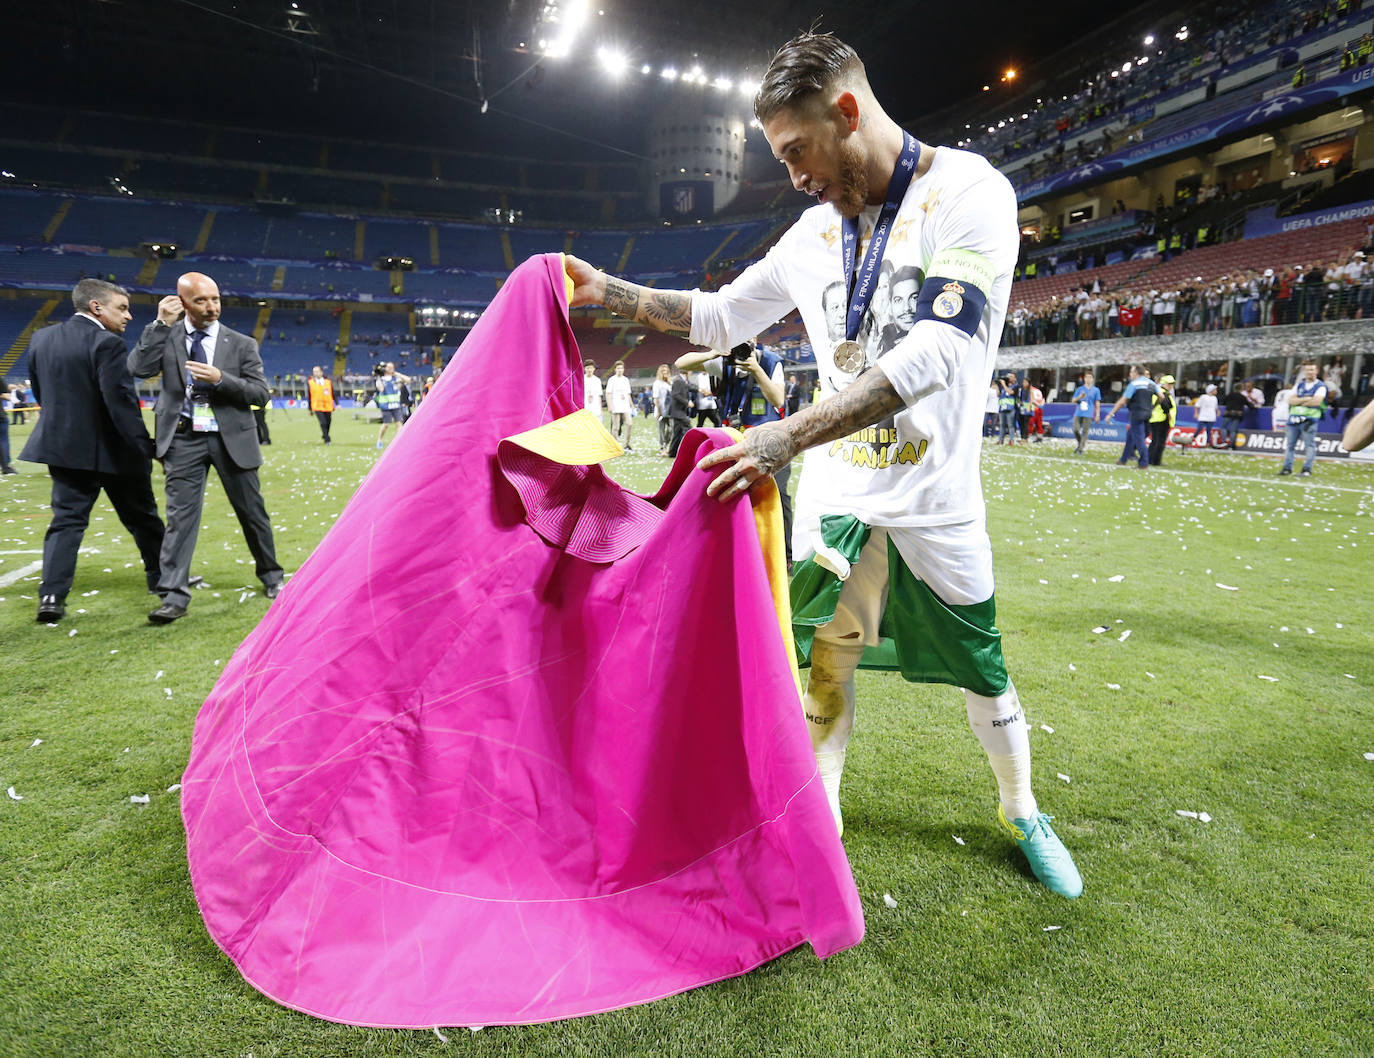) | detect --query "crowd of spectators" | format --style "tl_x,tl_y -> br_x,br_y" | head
1004,245 -> 1374,347
946,0 -> 1366,189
